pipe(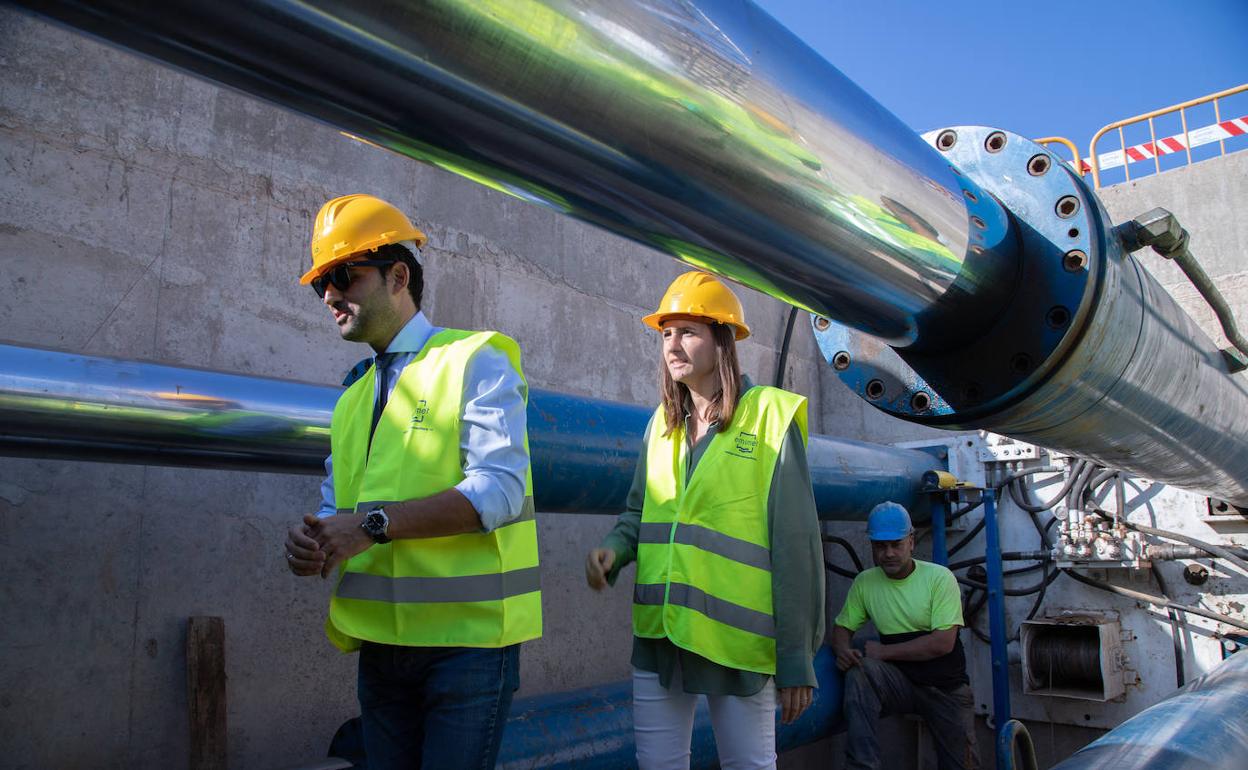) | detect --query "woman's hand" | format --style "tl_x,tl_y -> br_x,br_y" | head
585,547 -> 616,590
778,685 -> 814,723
